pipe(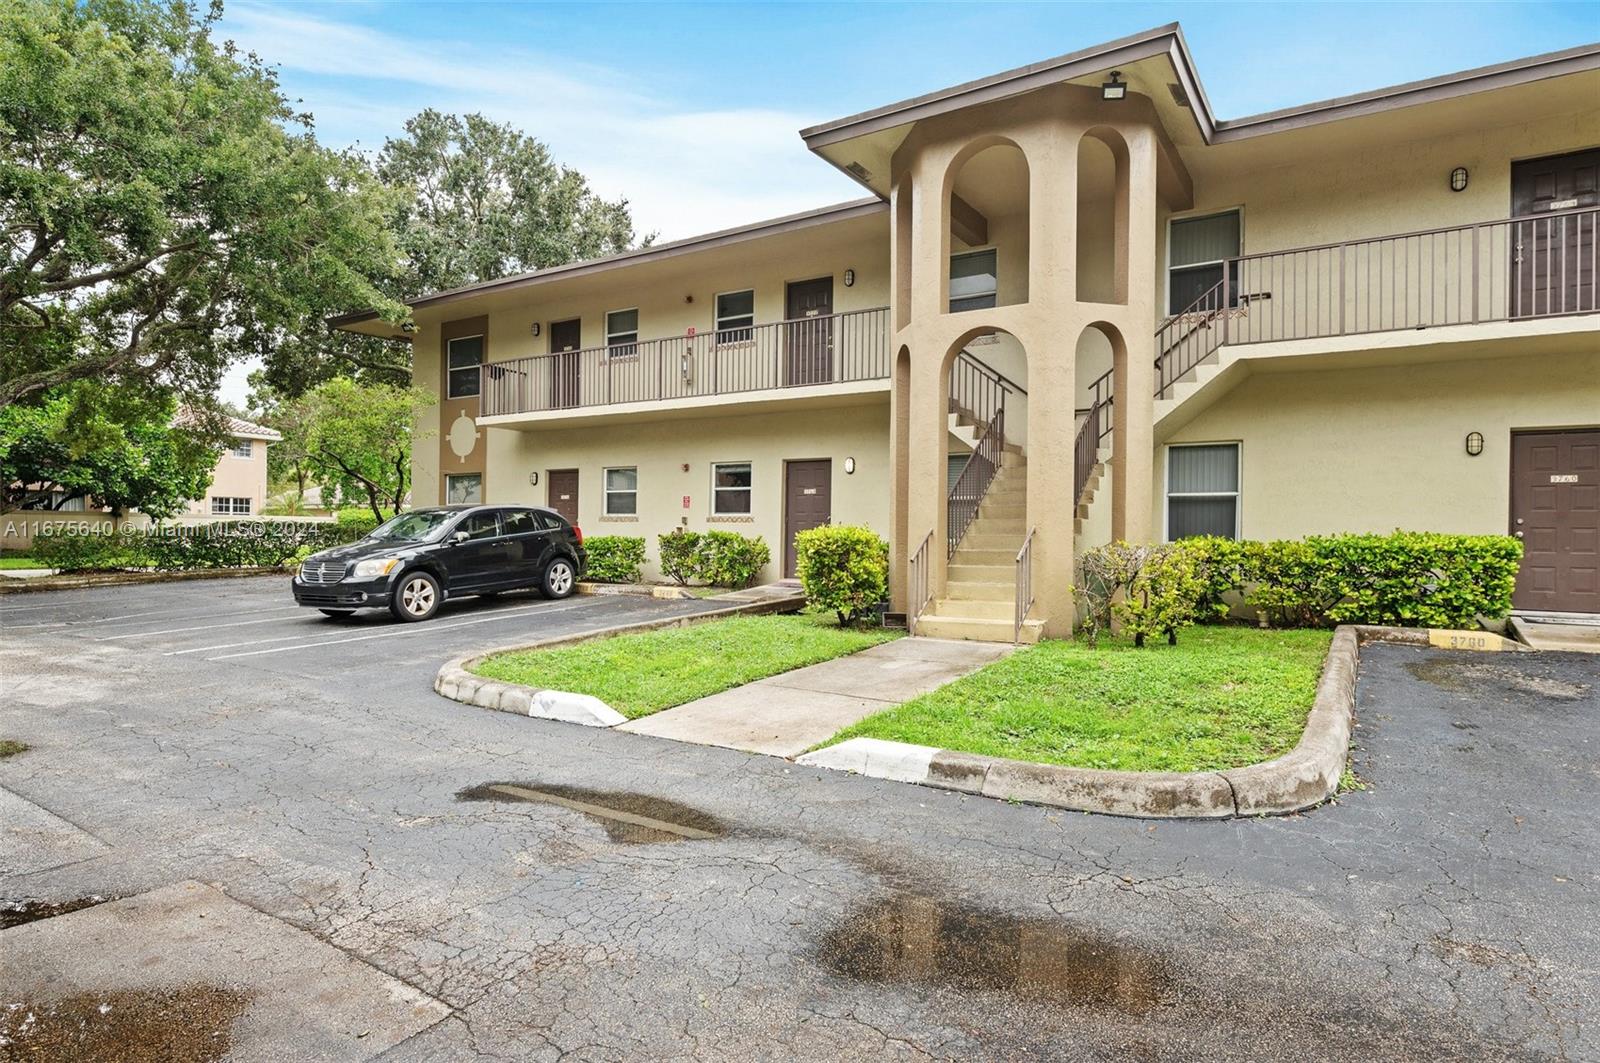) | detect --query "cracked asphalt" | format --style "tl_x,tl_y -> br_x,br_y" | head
2,576 -> 1597,1061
